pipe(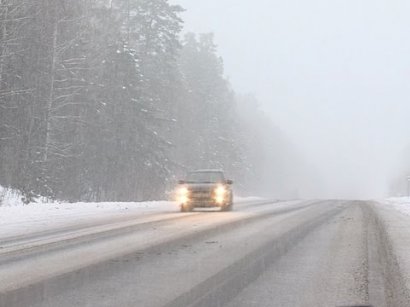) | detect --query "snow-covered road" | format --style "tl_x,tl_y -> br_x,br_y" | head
1,199 -> 410,307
